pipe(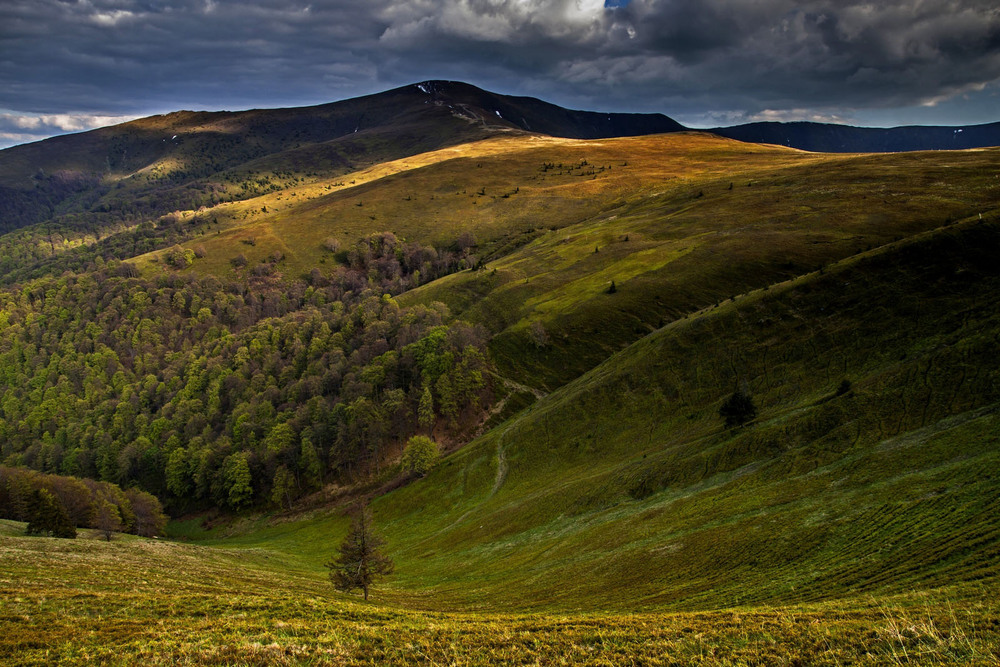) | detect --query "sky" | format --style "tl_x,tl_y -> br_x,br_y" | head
2,0 -> 999,148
